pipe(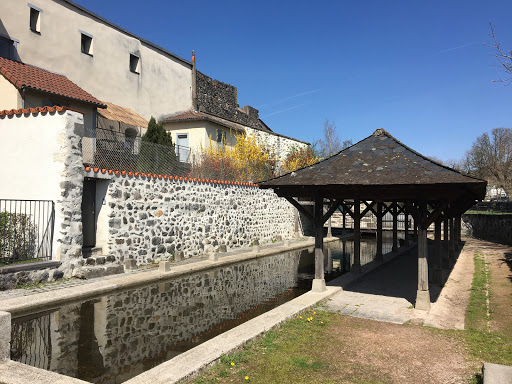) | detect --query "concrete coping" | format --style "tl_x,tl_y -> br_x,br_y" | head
483,362 -> 512,384
0,236 -> 340,316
